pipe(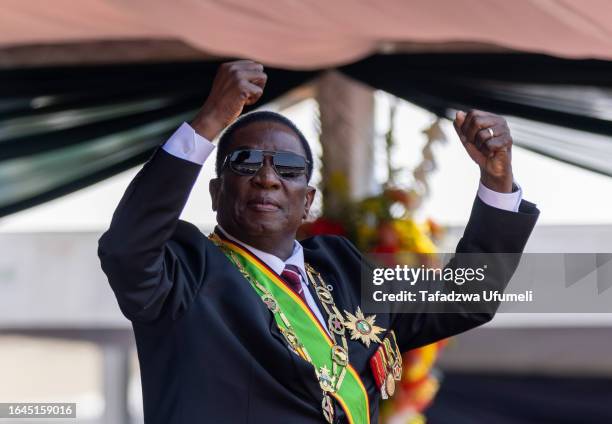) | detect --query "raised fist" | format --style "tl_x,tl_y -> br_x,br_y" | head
191,60 -> 267,140
454,110 -> 514,193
